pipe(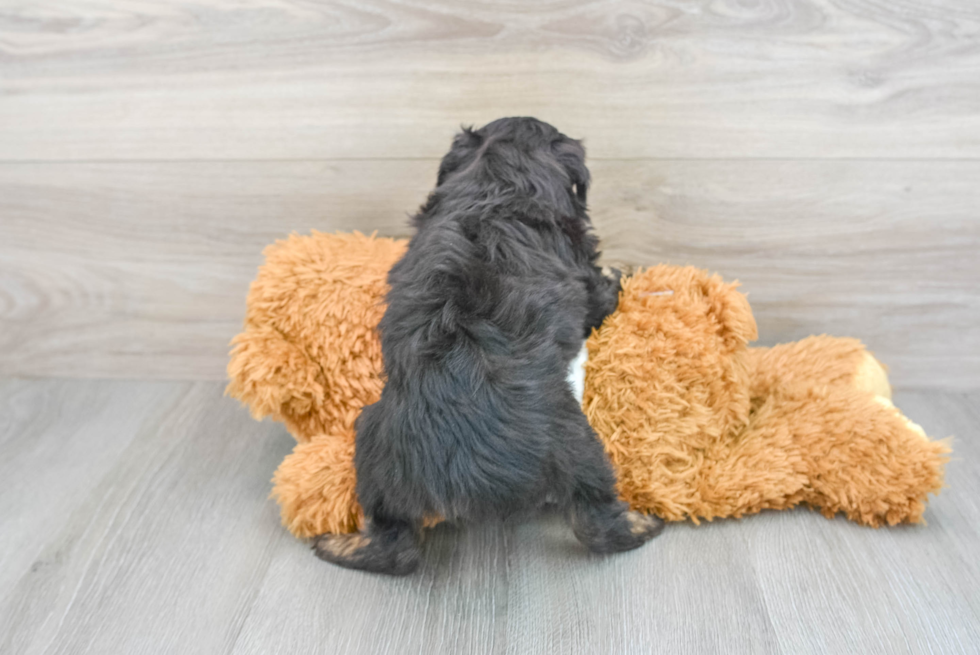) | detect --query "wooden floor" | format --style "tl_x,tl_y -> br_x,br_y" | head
0,377 -> 976,655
